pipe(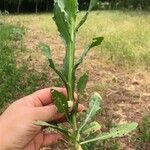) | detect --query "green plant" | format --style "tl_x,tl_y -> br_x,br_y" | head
0,24 -> 47,112
133,115 -> 150,150
34,0 -> 138,150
